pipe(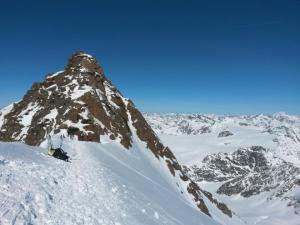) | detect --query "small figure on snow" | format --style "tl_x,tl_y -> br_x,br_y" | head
47,135 -> 70,162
